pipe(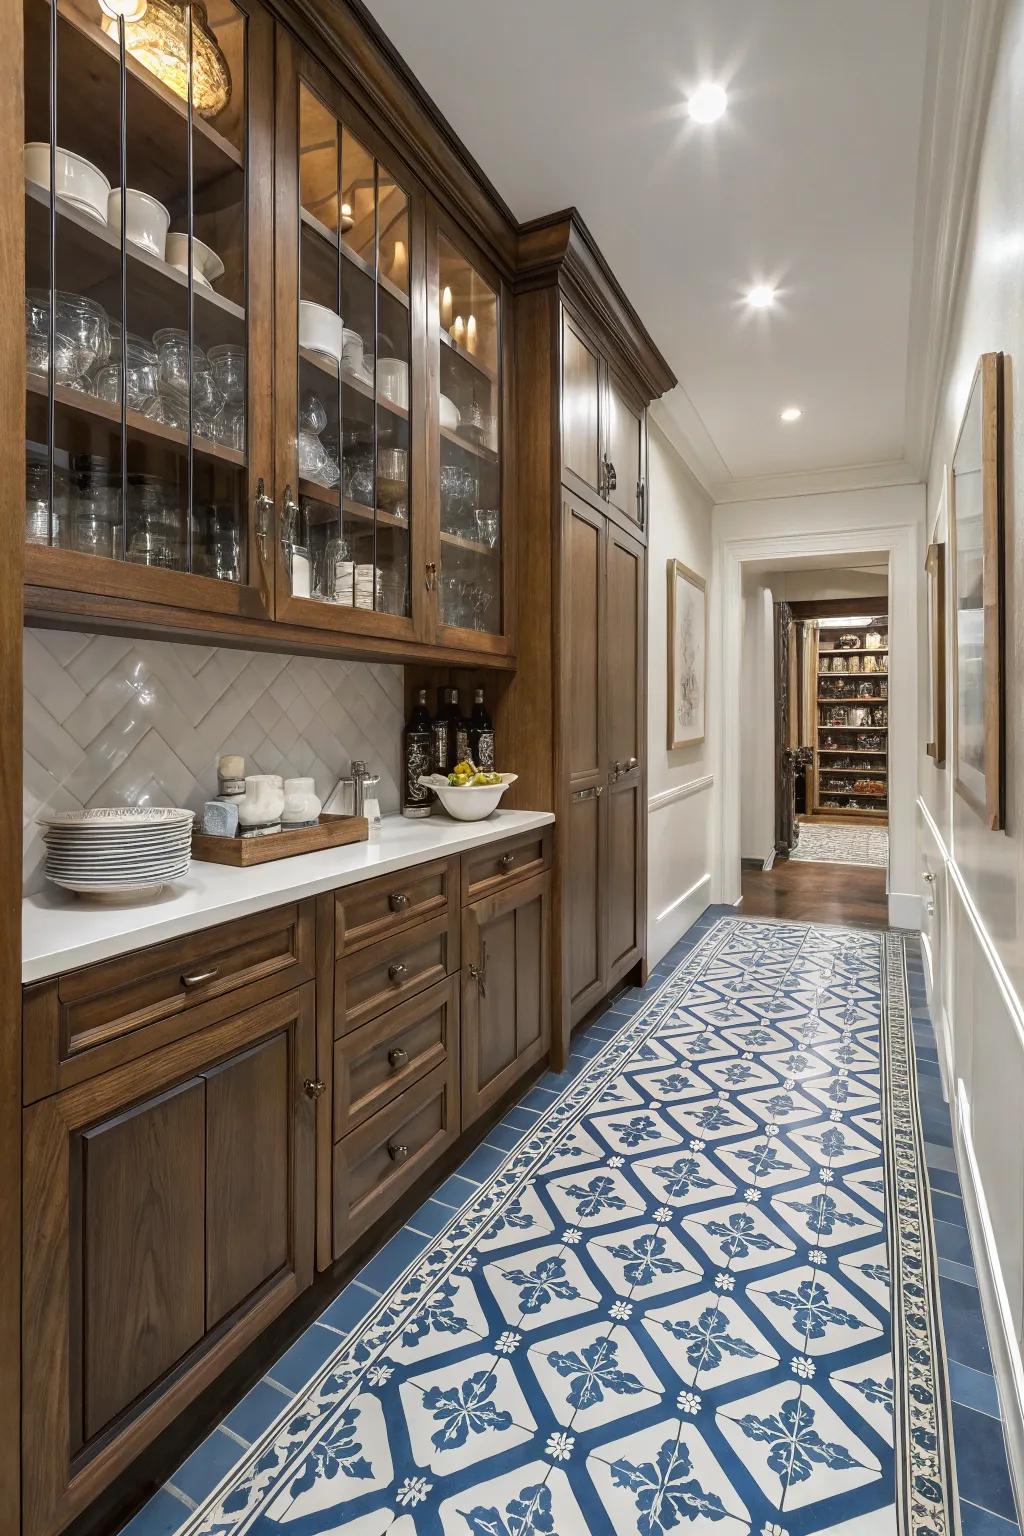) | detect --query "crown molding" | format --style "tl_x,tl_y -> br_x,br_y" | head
905,0 -> 1006,476
711,458 -> 920,507
648,391 -> 729,501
